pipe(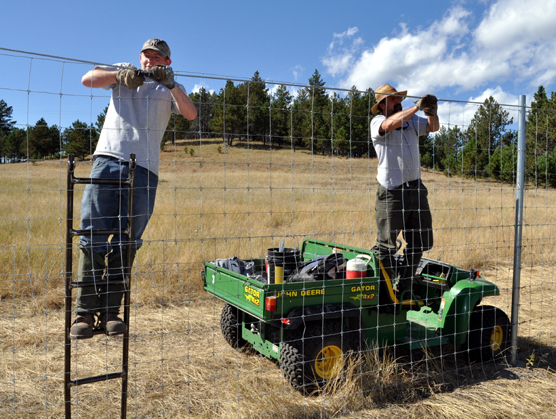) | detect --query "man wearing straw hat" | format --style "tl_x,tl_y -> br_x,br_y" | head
370,83 -> 440,298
